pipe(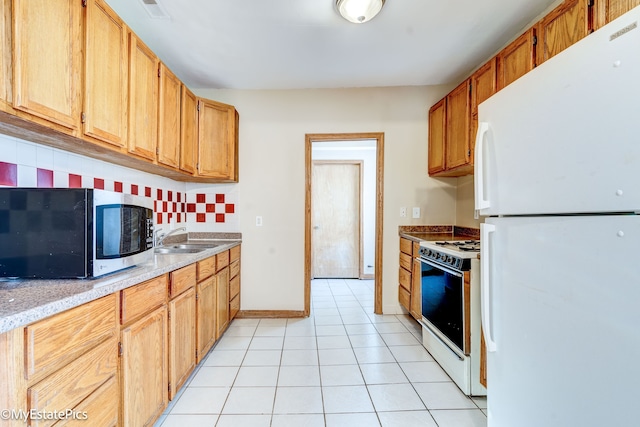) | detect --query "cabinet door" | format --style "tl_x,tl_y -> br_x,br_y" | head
198,98 -> 238,181
410,258 -> 422,320
158,63 -> 181,168
83,0 -> 128,147
595,0 -> 640,29
196,276 -> 216,363
12,0 -> 81,131
445,79 -> 471,171
536,0 -> 589,65
0,0 -> 12,112
128,34 -> 158,161
470,58 -> 497,160
497,29 -> 536,91
215,266 -> 230,339
427,98 -> 446,175
180,85 -> 198,174
168,287 -> 196,400
121,305 -> 168,427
